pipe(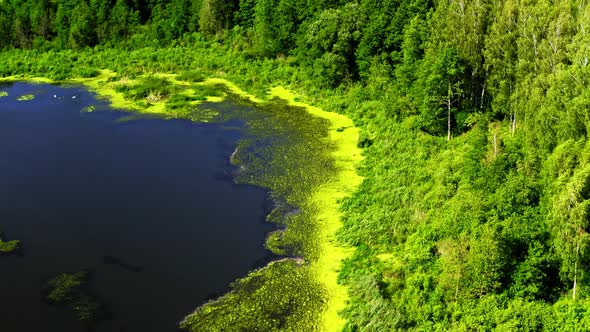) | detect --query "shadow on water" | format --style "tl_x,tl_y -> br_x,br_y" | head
102,256 -> 144,273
